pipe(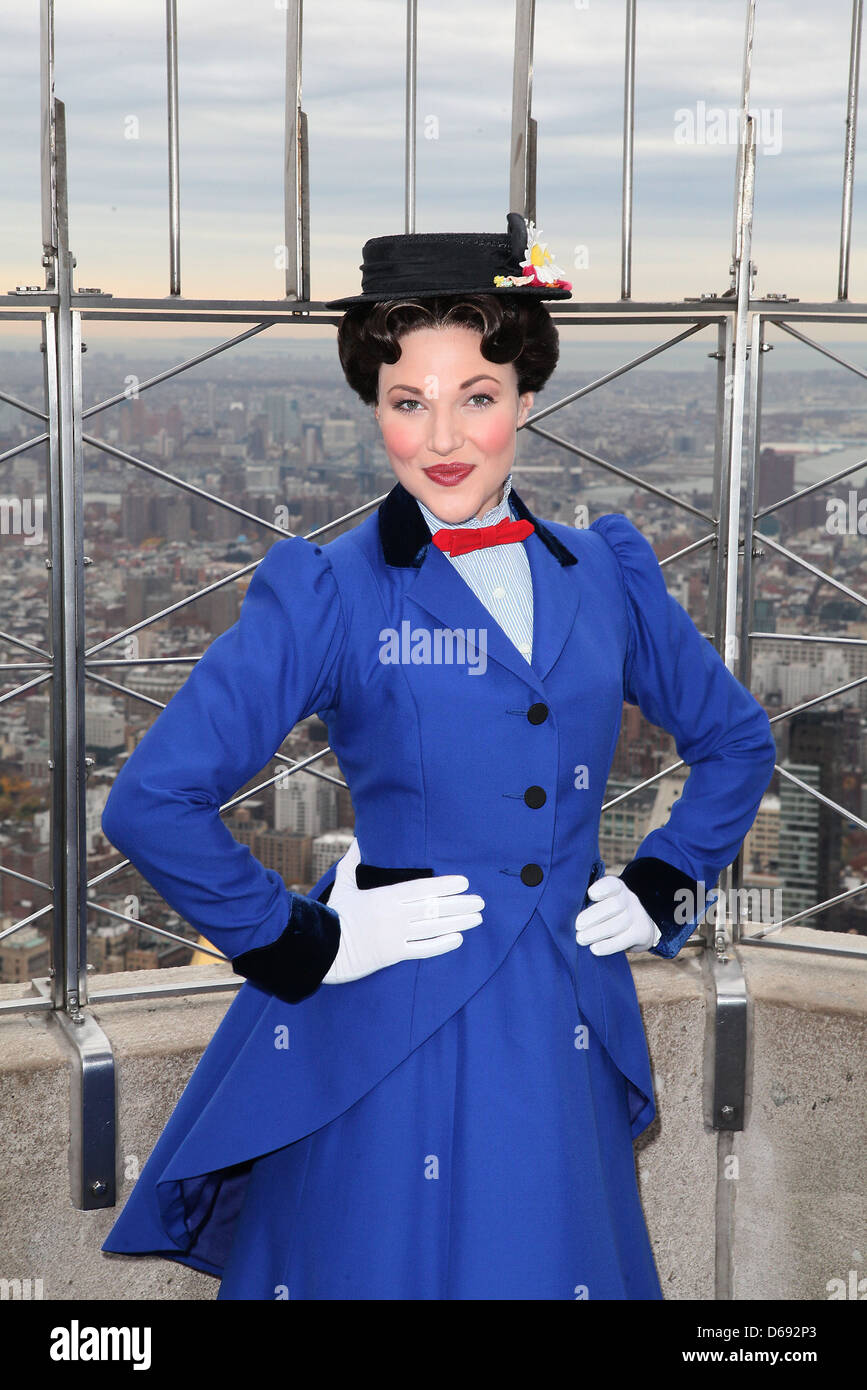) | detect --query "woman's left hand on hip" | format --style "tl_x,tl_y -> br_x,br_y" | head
575,876 -> 662,955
